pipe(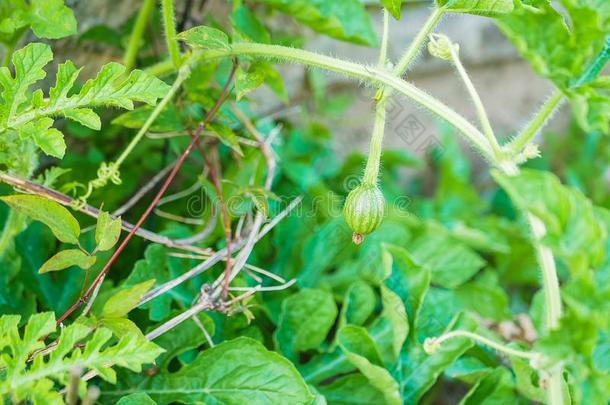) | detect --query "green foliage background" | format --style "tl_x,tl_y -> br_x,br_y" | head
0,0 -> 609,404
